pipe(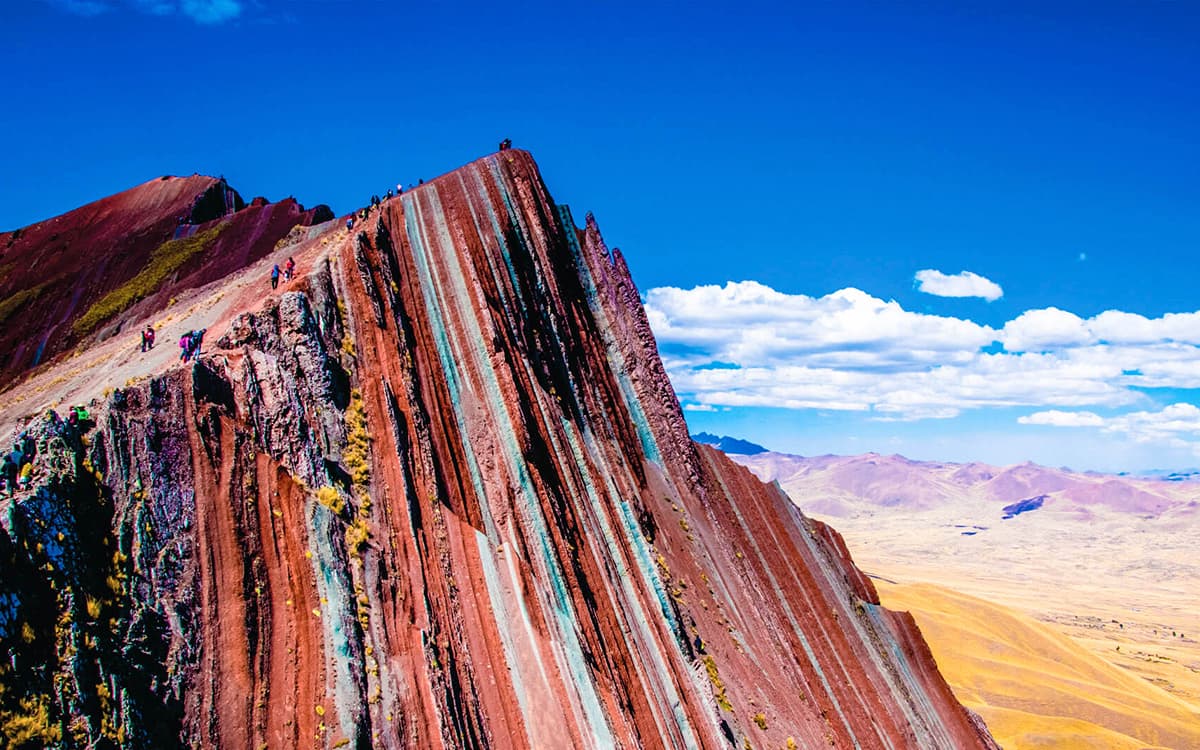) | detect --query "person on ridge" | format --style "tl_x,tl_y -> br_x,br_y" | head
396,183 -> 403,195
285,256 -> 295,281
346,217 -> 354,231
141,326 -> 155,352
190,329 -> 206,359
270,264 -> 281,289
